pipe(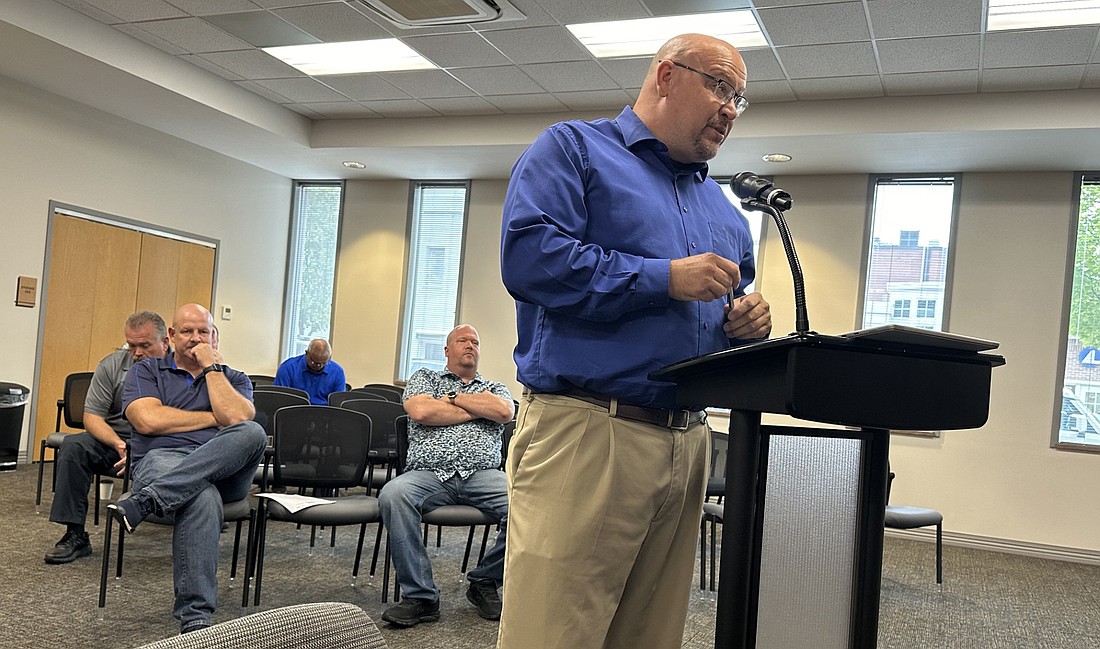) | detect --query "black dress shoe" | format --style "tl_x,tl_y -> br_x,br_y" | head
381,598 -> 440,627
466,578 -> 502,620
44,529 -> 92,564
